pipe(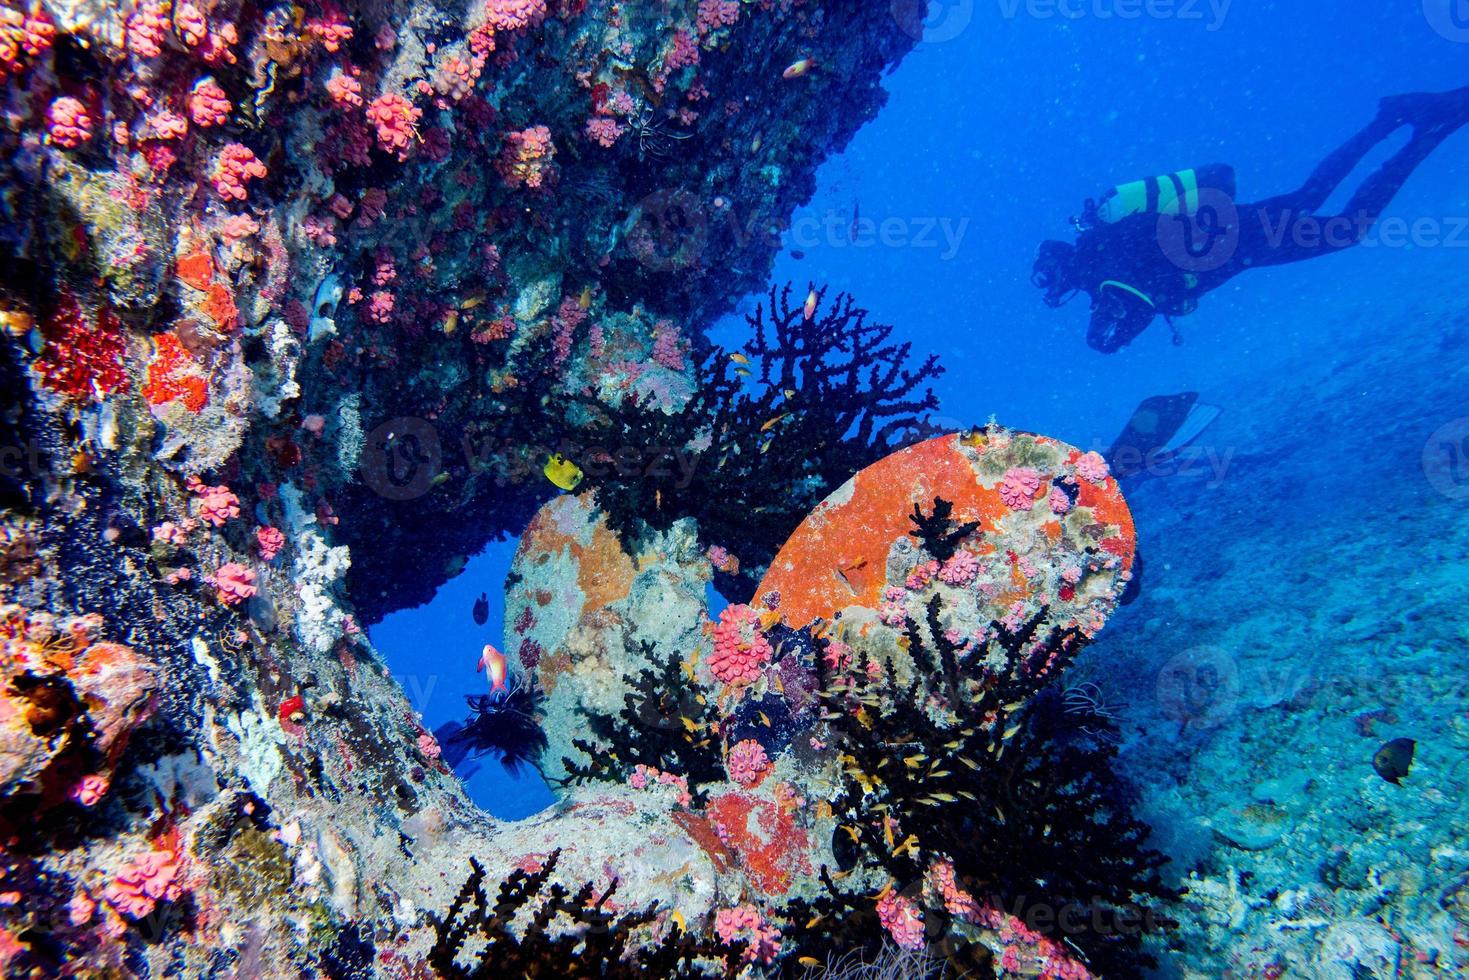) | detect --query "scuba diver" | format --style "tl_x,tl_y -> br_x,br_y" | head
1032,87 -> 1469,353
